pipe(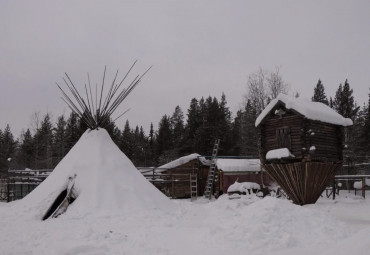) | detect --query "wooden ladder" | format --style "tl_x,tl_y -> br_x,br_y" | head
190,174 -> 198,201
204,139 -> 220,199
